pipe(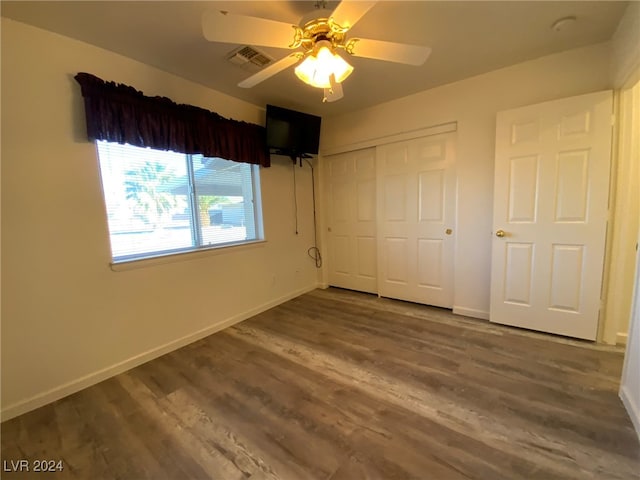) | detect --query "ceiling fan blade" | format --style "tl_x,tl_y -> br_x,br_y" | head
347,38 -> 431,66
238,54 -> 301,88
330,1 -> 377,30
202,10 -> 298,49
